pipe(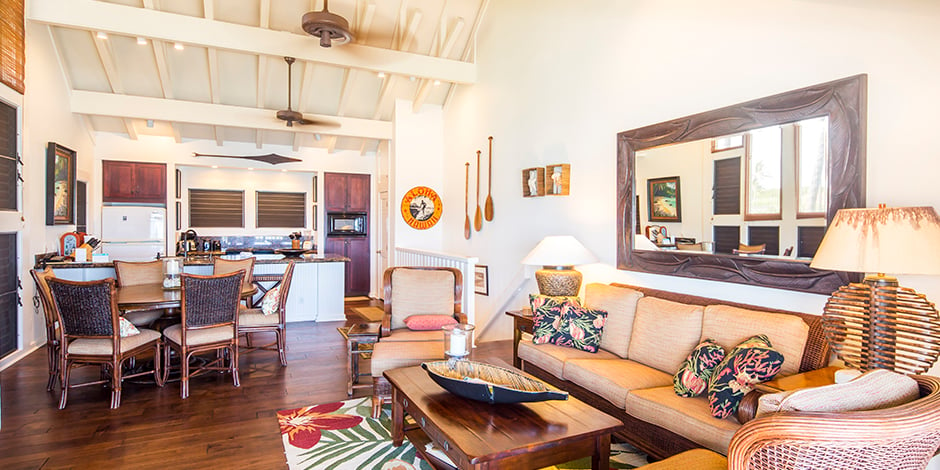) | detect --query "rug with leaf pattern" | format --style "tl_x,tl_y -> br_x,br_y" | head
278,397 -> 648,470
